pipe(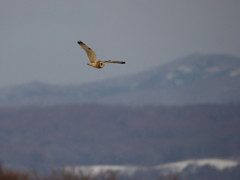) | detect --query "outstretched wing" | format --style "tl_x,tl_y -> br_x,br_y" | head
104,60 -> 125,64
77,41 -> 97,63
